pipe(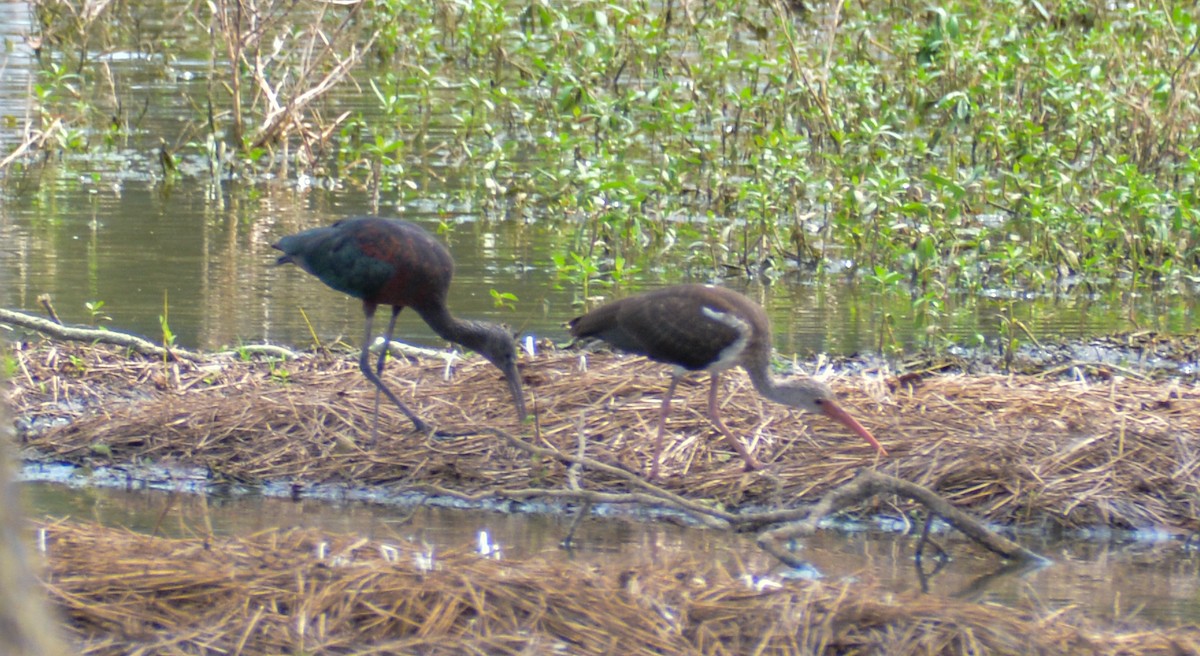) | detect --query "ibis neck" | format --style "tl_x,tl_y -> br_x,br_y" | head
746,363 -> 791,405
415,304 -> 488,351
